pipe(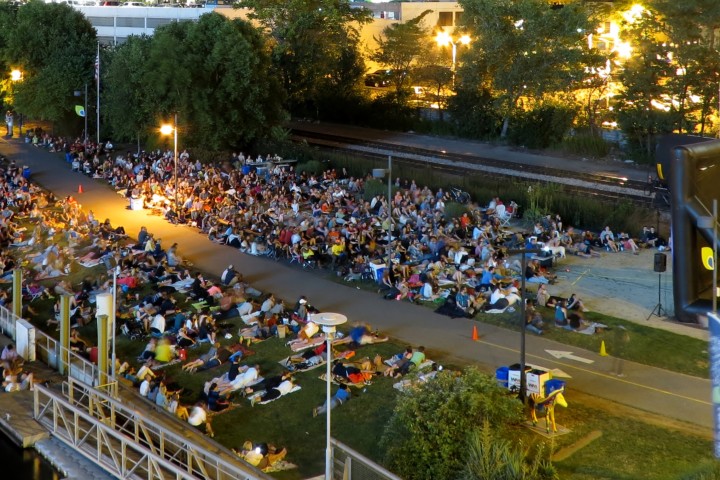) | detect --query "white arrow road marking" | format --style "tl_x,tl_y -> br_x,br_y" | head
546,349 -> 595,364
